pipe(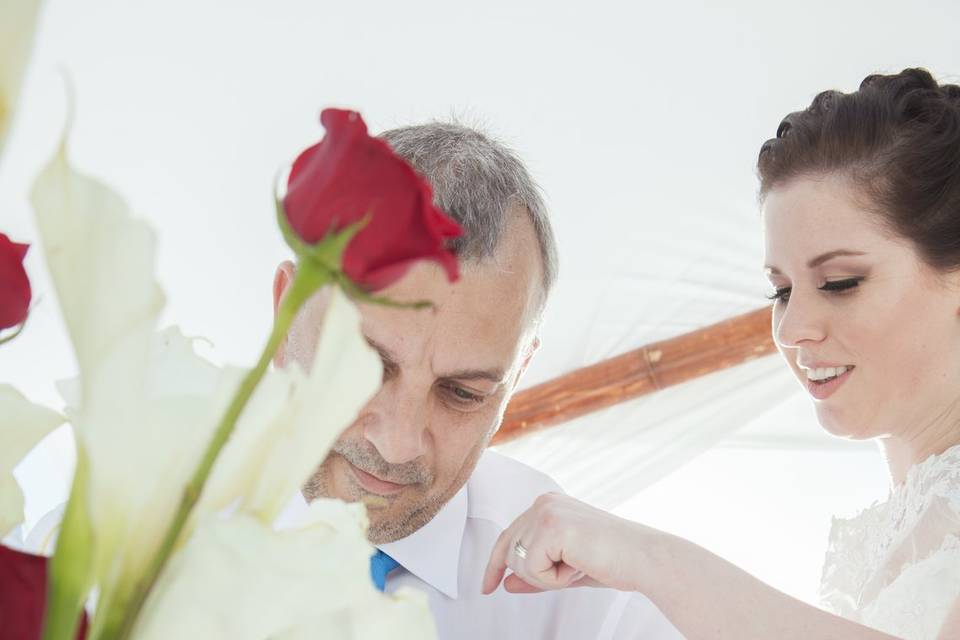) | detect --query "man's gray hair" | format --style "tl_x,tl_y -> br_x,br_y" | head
380,122 -> 558,301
